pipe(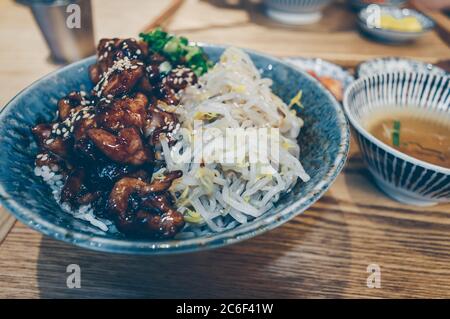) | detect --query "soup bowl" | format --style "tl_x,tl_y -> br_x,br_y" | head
344,72 -> 450,206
